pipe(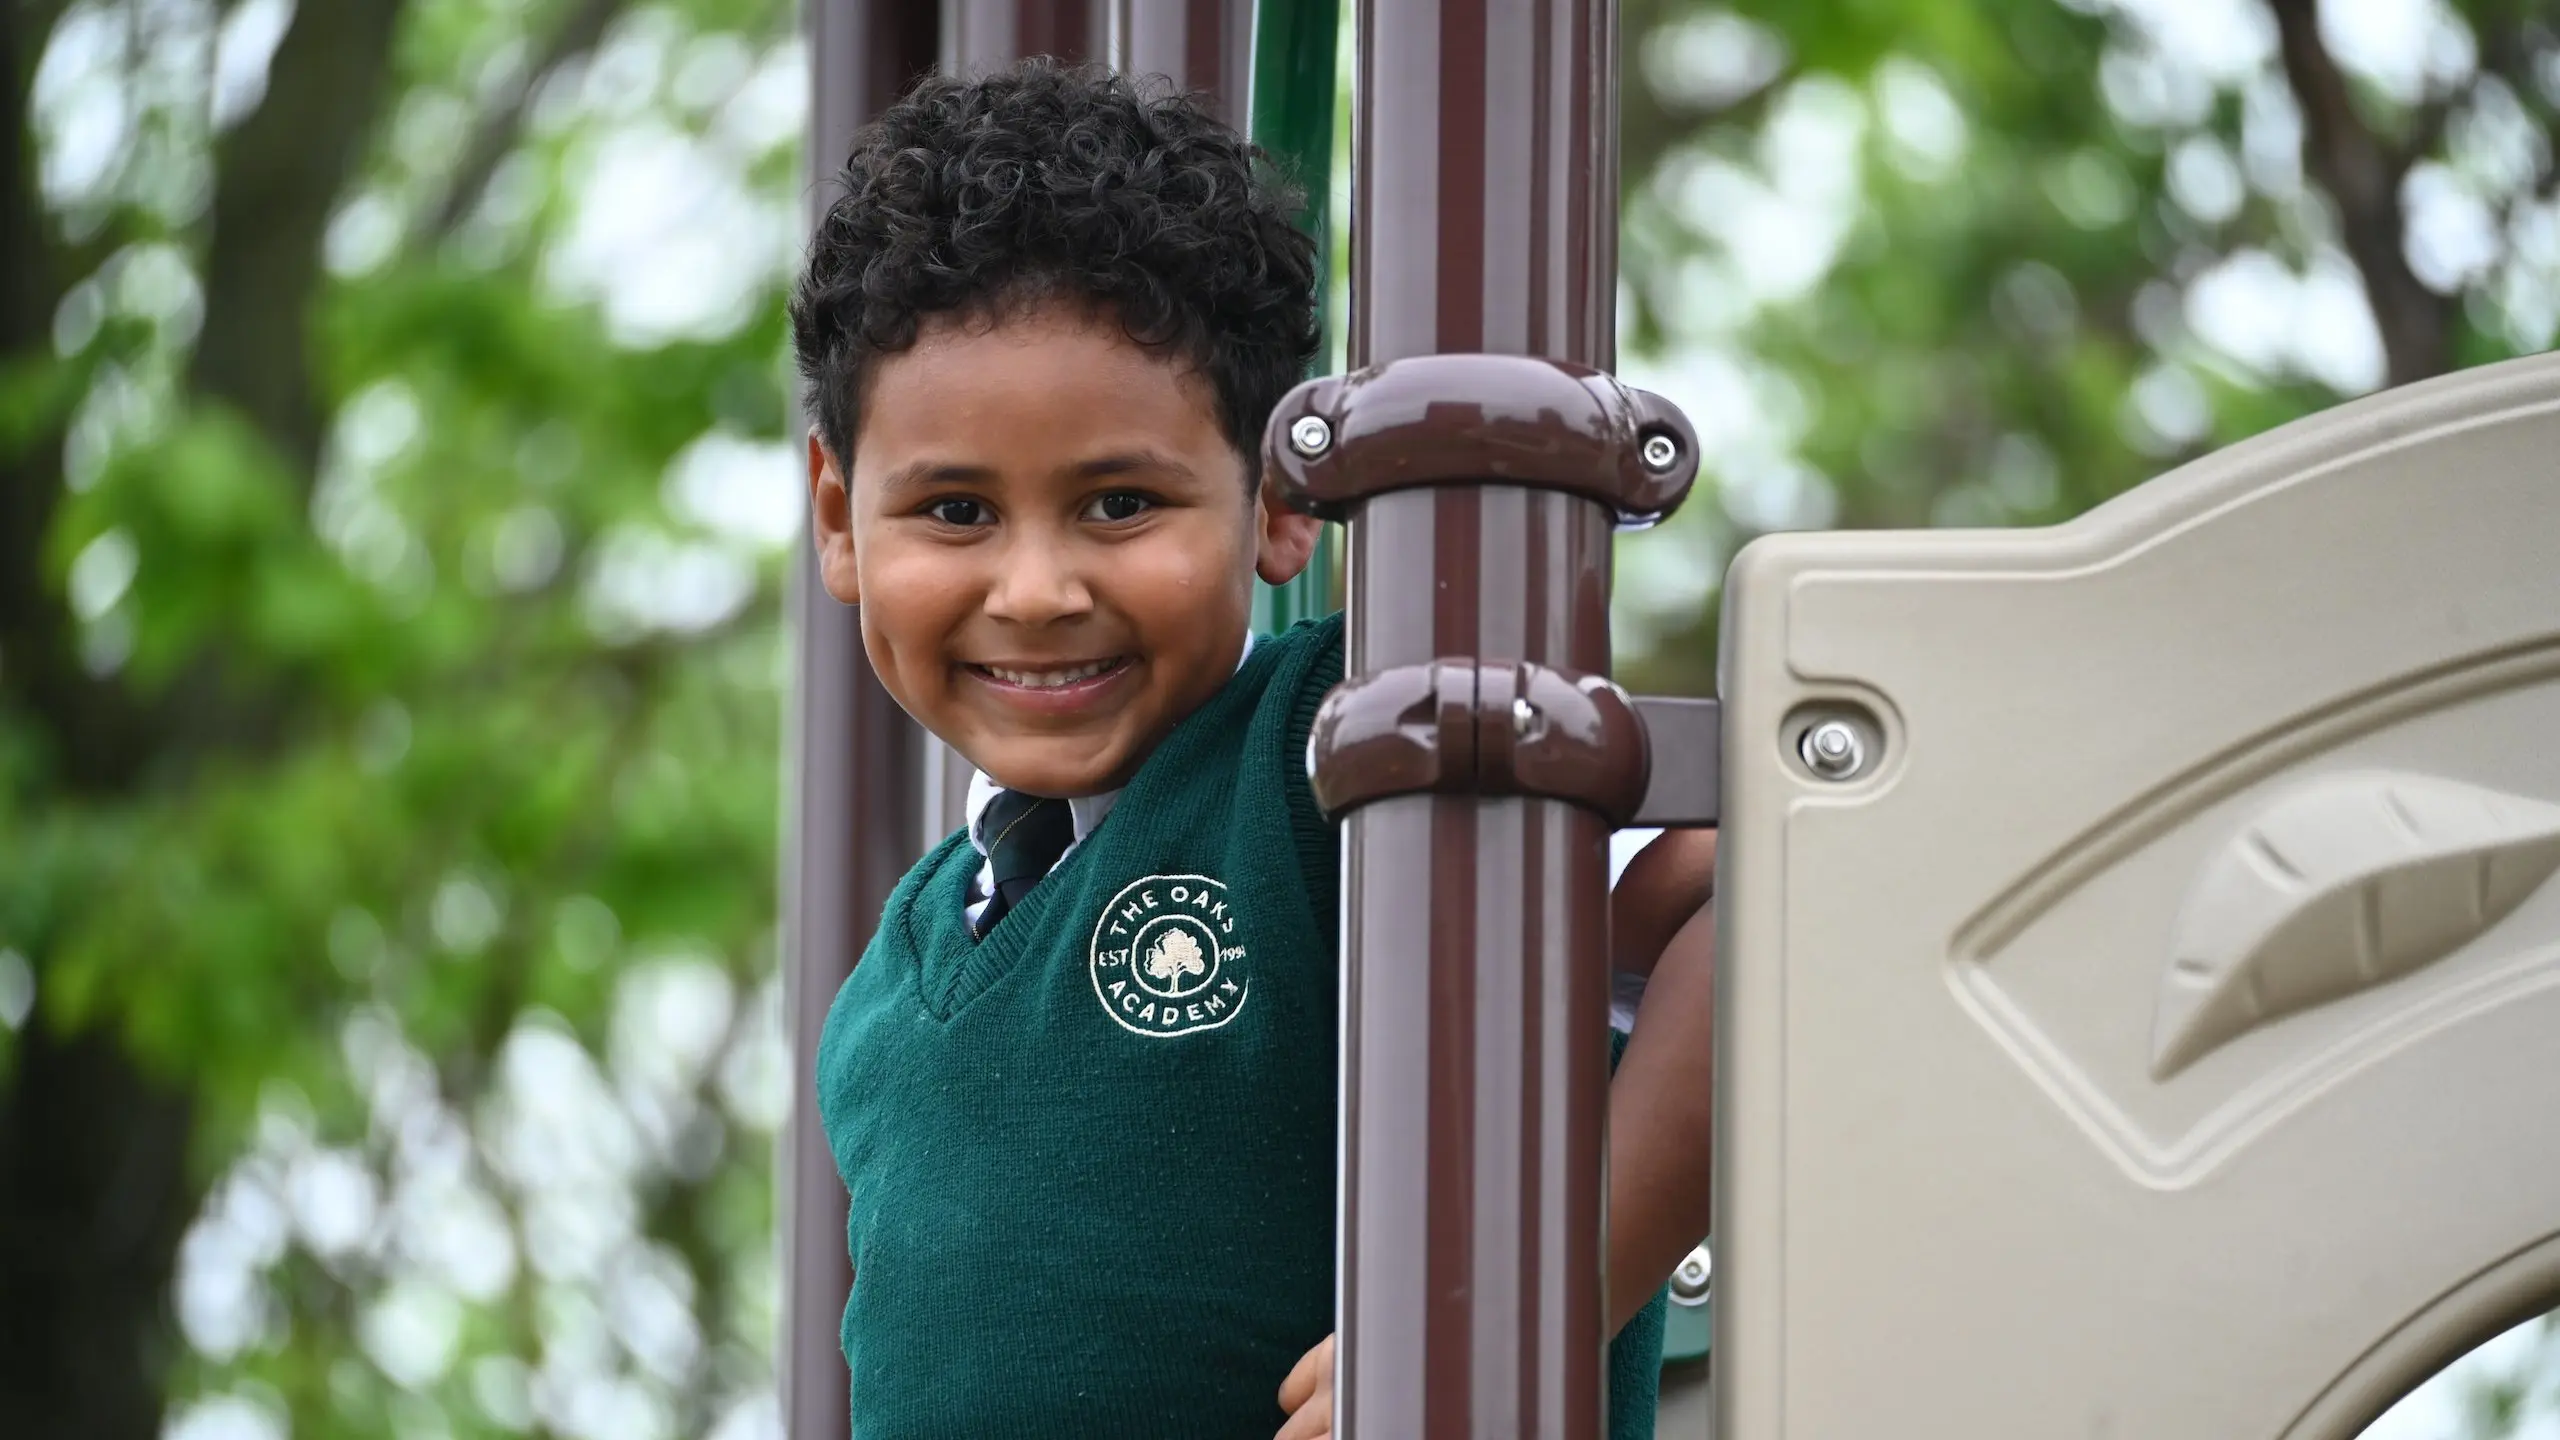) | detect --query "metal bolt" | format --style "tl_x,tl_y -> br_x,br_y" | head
1639,432 -> 1680,473
1799,719 -> 1864,779
1288,414 -> 1333,459
1671,1244 -> 1713,1305
1511,695 -> 1536,737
